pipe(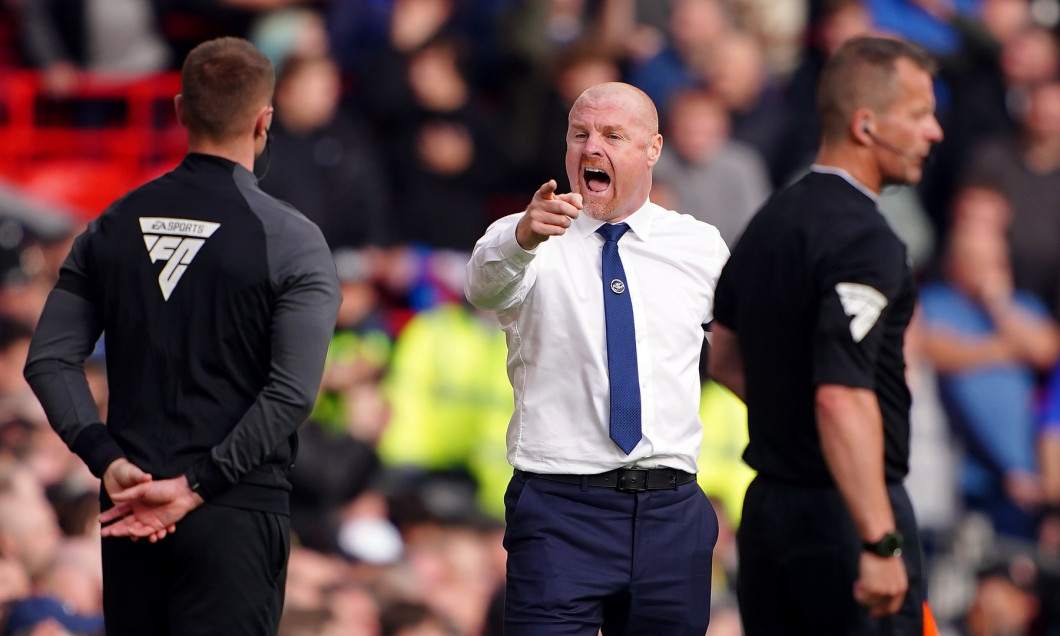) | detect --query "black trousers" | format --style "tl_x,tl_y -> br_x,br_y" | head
102,504 -> 289,636
737,477 -> 923,636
